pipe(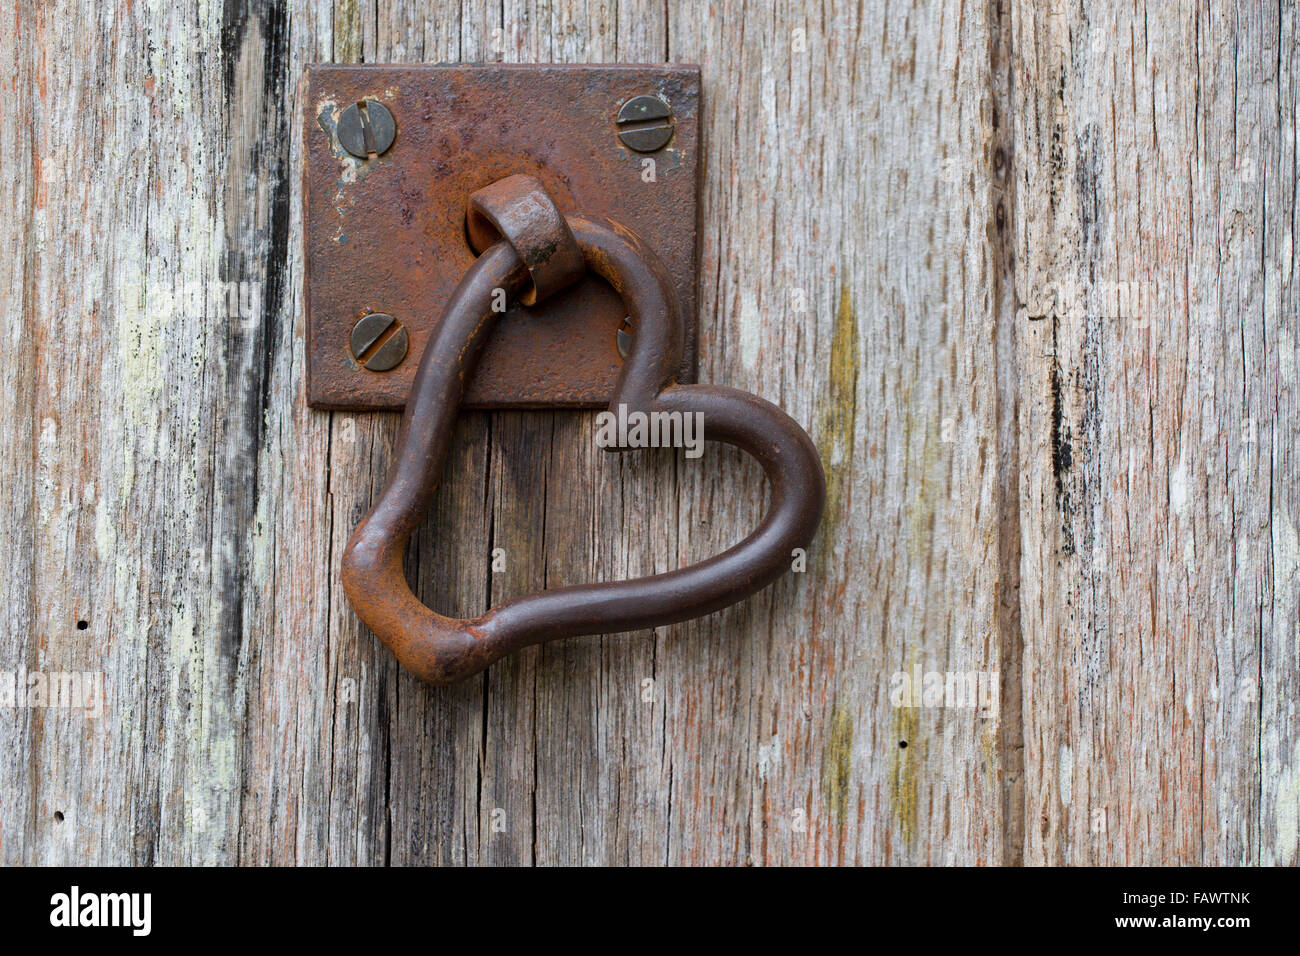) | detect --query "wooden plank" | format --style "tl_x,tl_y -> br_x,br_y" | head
1266,0 -> 1300,871
20,0 -> 1293,867
0,0 -> 37,866
0,0 -> 1016,865
989,0 -> 1026,867
0,0 -> 255,864
1013,0 -> 1296,864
